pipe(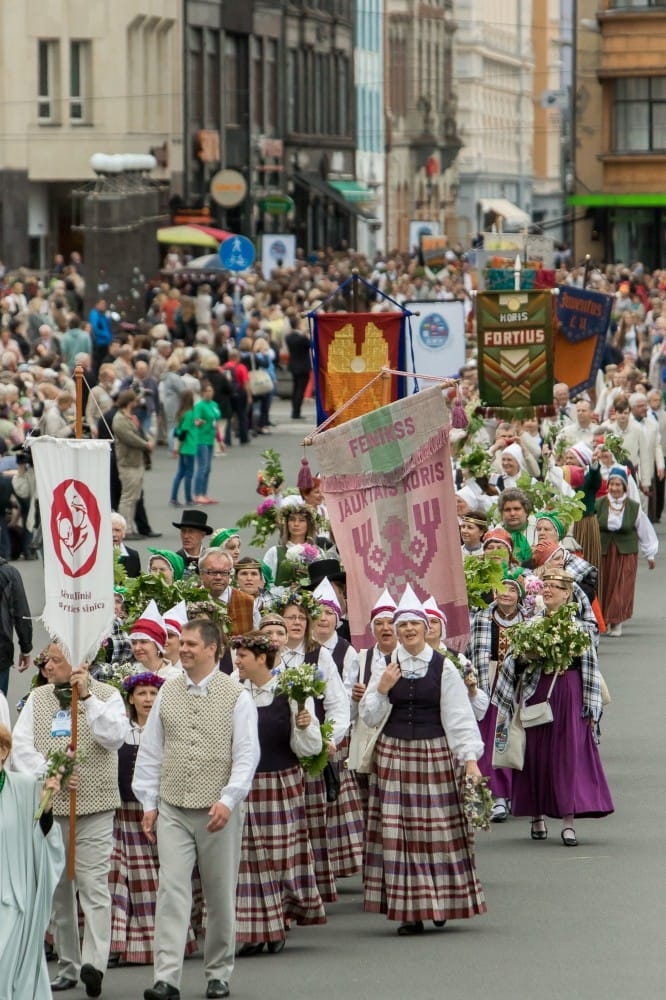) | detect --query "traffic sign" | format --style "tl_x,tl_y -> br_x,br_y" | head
219,235 -> 256,271
210,169 -> 247,207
